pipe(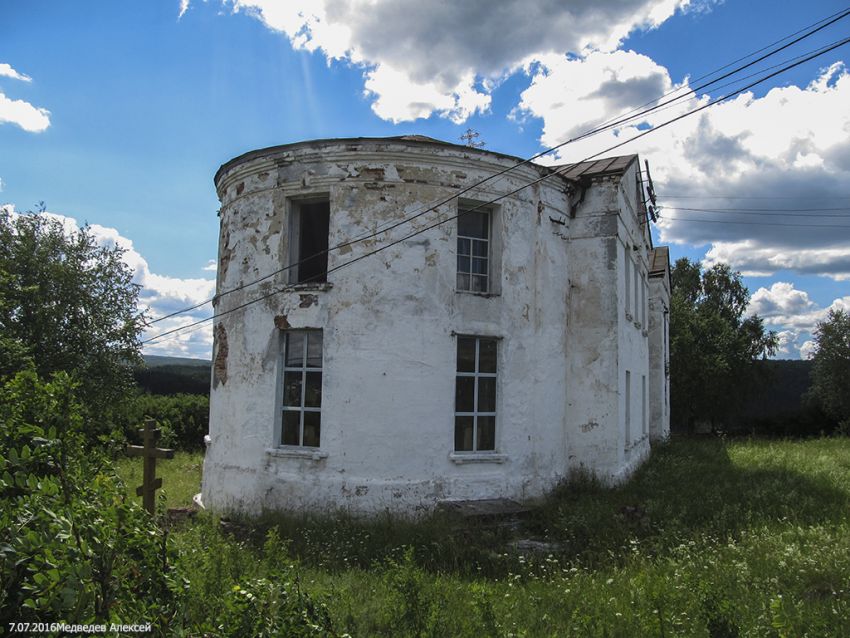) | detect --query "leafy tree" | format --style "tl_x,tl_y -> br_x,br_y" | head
808,309 -> 850,430
0,207 -> 144,436
669,258 -> 777,433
